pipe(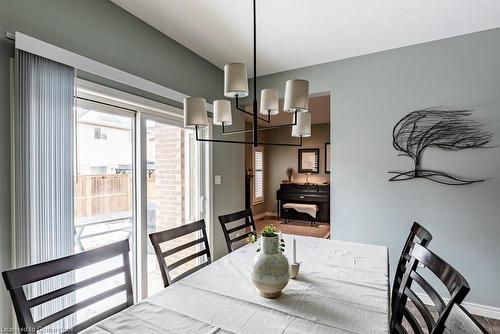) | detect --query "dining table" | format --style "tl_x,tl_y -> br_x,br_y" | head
82,234 -> 390,333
